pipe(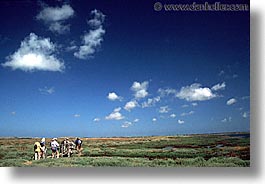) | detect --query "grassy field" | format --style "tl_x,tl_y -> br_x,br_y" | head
0,132 -> 250,167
